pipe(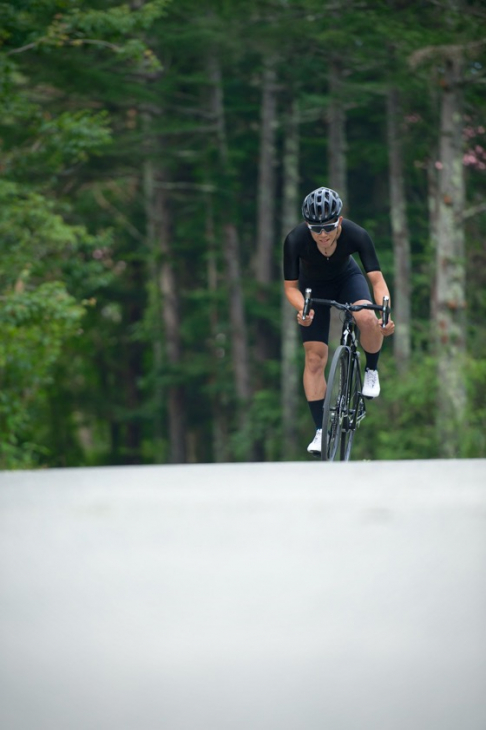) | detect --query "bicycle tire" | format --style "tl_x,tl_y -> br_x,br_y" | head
340,356 -> 362,461
321,346 -> 348,461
